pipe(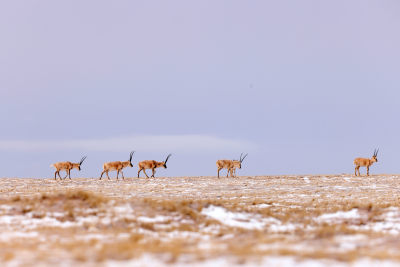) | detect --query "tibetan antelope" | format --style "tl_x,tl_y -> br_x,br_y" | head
354,149 -> 379,176
137,154 -> 172,178
51,156 -> 87,180
100,151 -> 134,180
216,153 -> 247,178
229,153 -> 248,177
